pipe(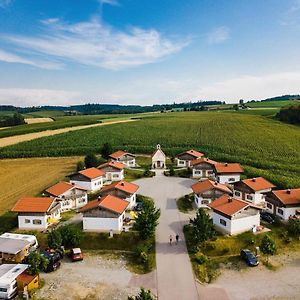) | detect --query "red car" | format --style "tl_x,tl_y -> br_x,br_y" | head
70,248 -> 83,262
